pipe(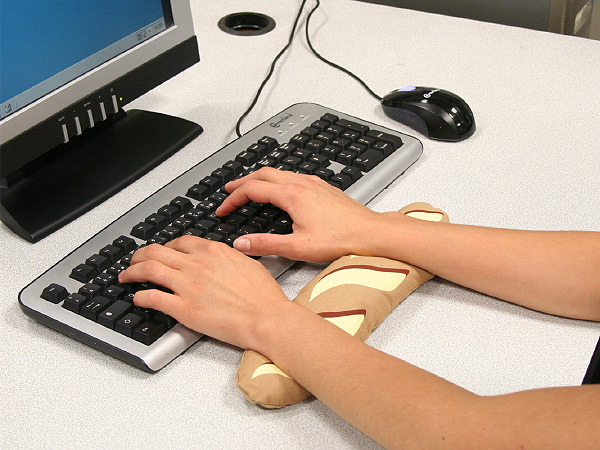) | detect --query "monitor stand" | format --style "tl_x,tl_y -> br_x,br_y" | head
0,109 -> 203,243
